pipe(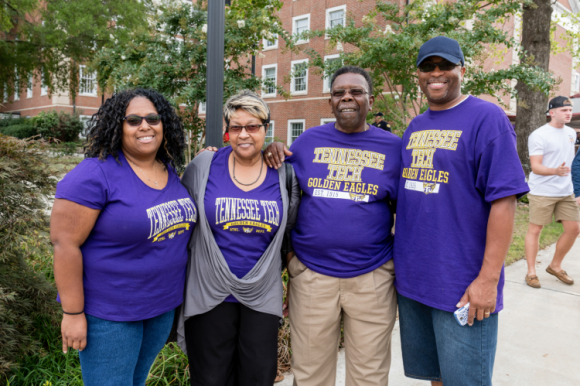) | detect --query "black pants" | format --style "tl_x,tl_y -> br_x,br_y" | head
184,301 -> 279,386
